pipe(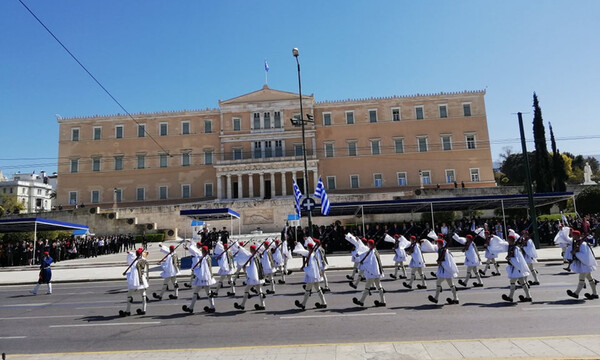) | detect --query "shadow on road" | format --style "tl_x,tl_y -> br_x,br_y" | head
80,314 -> 123,322
391,304 -> 442,311
462,301 -> 517,308
536,298 -> 586,305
